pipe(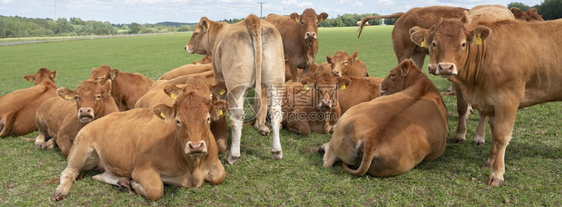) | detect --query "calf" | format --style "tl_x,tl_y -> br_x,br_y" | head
89,65 -> 154,111
338,76 -> 383,114
34,80 -> 118,157
0,68 -> 57,137
327,51 -> 369,77
321,59 -> 447,176
51,89 -> 228,201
